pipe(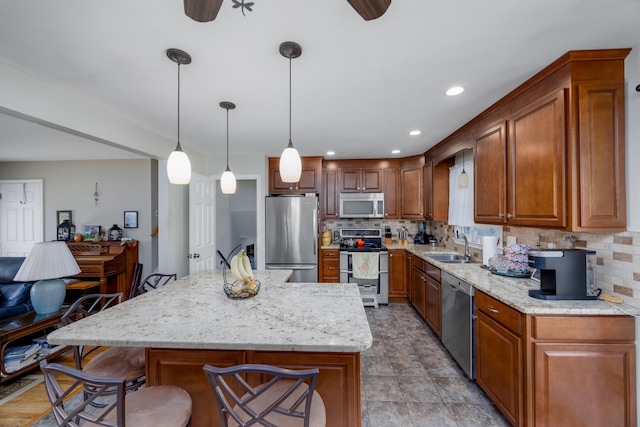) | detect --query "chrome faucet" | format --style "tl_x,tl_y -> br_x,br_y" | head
462,234 -> 472,261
